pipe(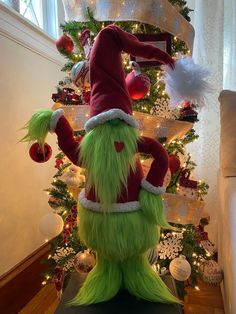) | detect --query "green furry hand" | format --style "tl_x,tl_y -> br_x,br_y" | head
21,109 -> 54,146
139,188 -> 173,229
